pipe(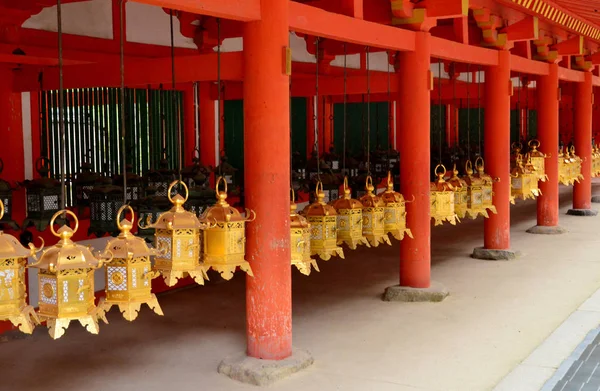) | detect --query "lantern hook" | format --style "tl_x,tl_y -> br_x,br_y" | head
405,194 -> 416,203
138,214 -> 154,230
245,208 -> 256,222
